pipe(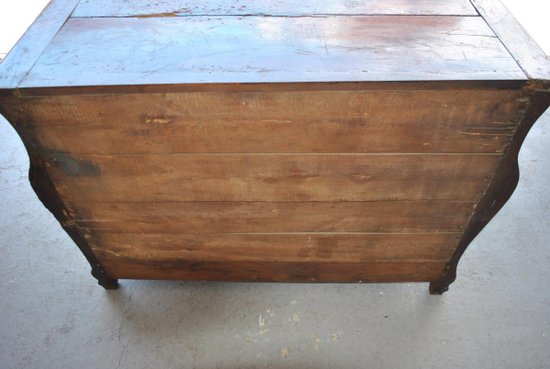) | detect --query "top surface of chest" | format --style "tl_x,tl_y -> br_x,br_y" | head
1,0 -> 538,88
